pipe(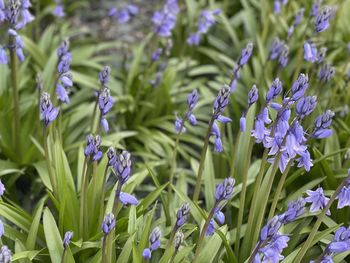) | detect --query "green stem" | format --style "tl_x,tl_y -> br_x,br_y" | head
10,36 -> 20,157
193,117 -> 215,202
293,175 -> 350,263
101,235 -> 108,263
240,148 -> 268,261
167,119 -> 185,209
234,137 -> 254,255
60,248 -> 66,263
79,157 -> 88,238
99,165 -> 109,222
90,100 -> 98,133
193,207 -> 216,263
43,127 -> 57,195
268,160 -> 293,219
